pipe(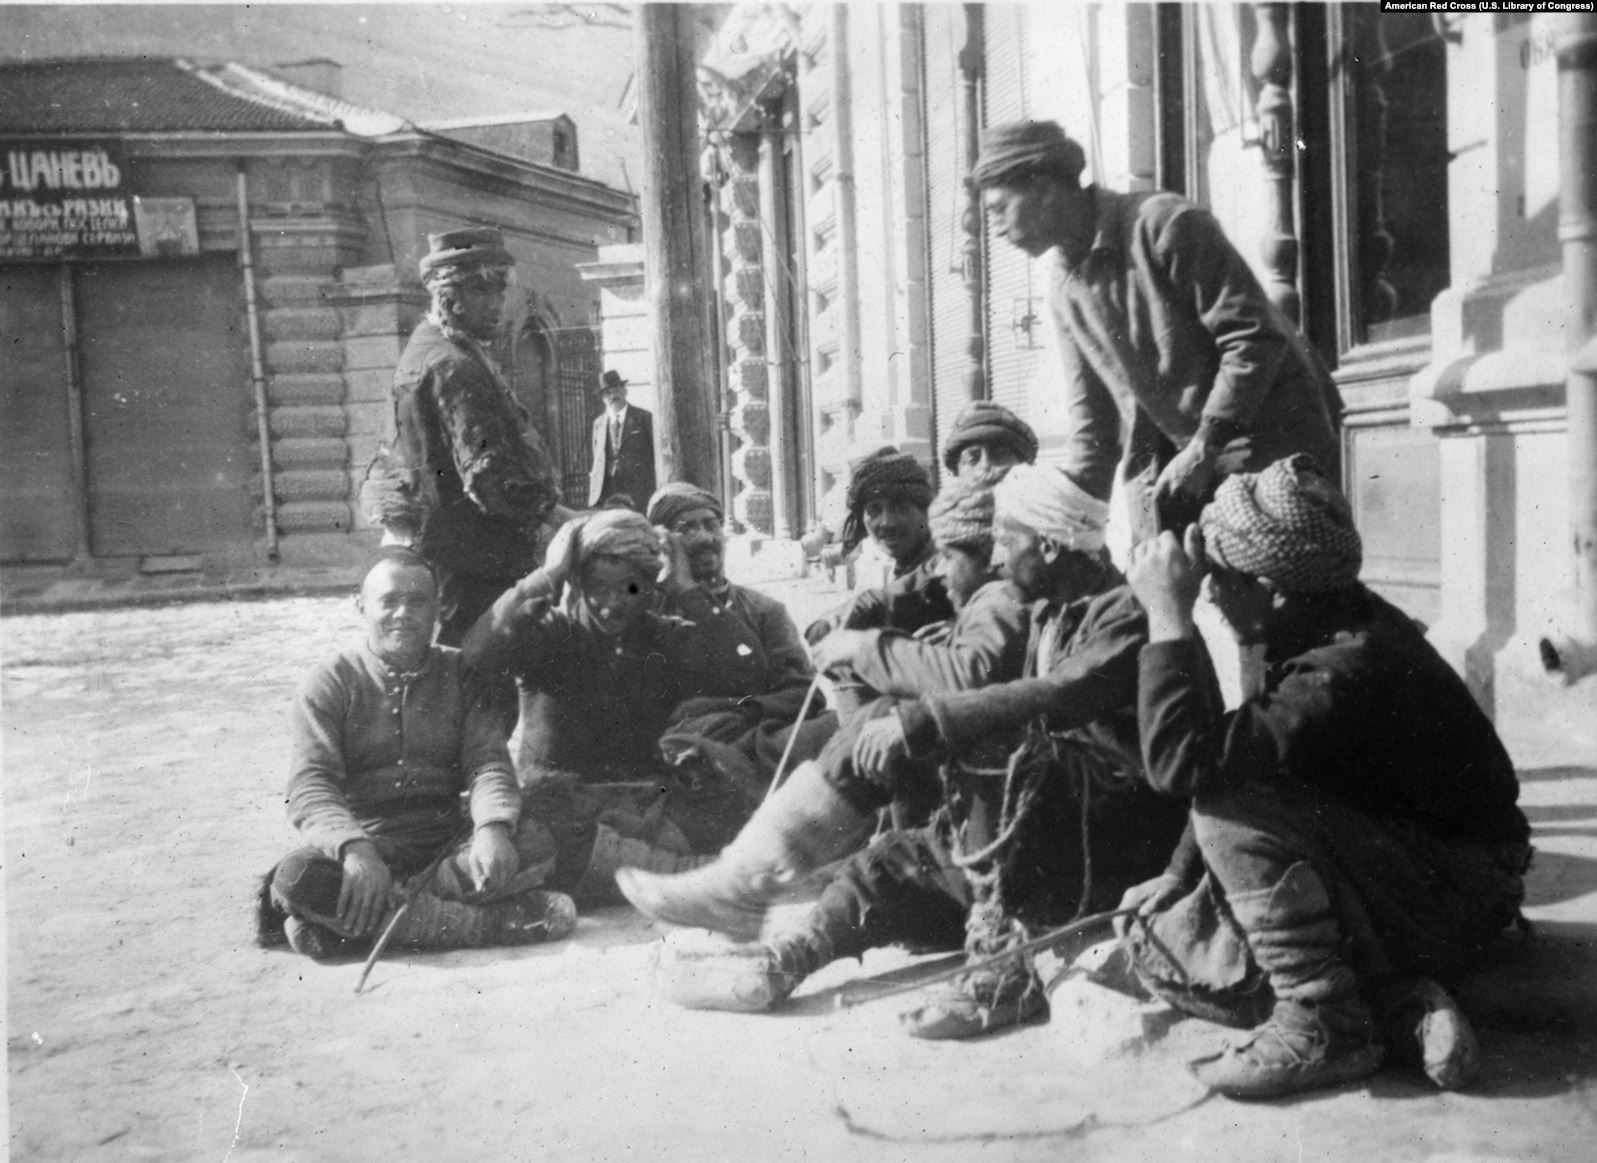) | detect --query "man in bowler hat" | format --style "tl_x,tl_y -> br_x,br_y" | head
588,370 -> 656,512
